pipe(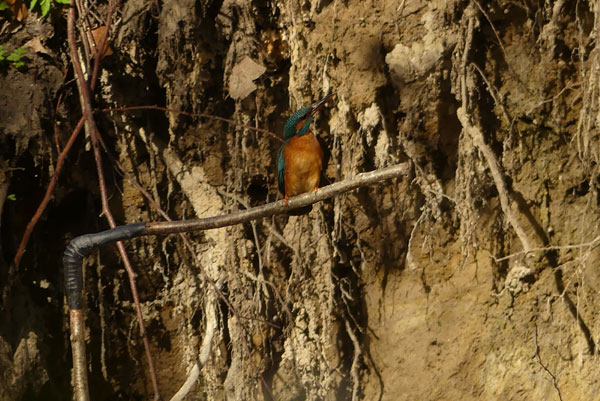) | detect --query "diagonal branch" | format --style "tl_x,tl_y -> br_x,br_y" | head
145,163 -> 411,235
10,116 -> 85,273
64,162 -> 410,401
